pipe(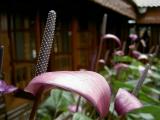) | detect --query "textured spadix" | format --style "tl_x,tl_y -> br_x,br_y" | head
25,71 -> 111,118
115,88 -> 142,115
